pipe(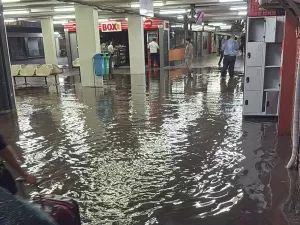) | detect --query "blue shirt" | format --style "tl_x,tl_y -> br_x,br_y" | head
222,38 -> 239,56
